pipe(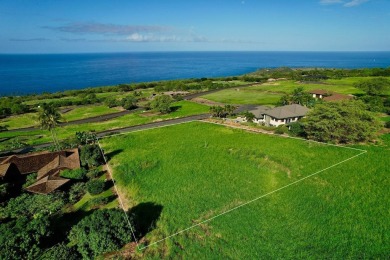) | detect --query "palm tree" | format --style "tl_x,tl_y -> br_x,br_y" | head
37,103 -> 62,150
